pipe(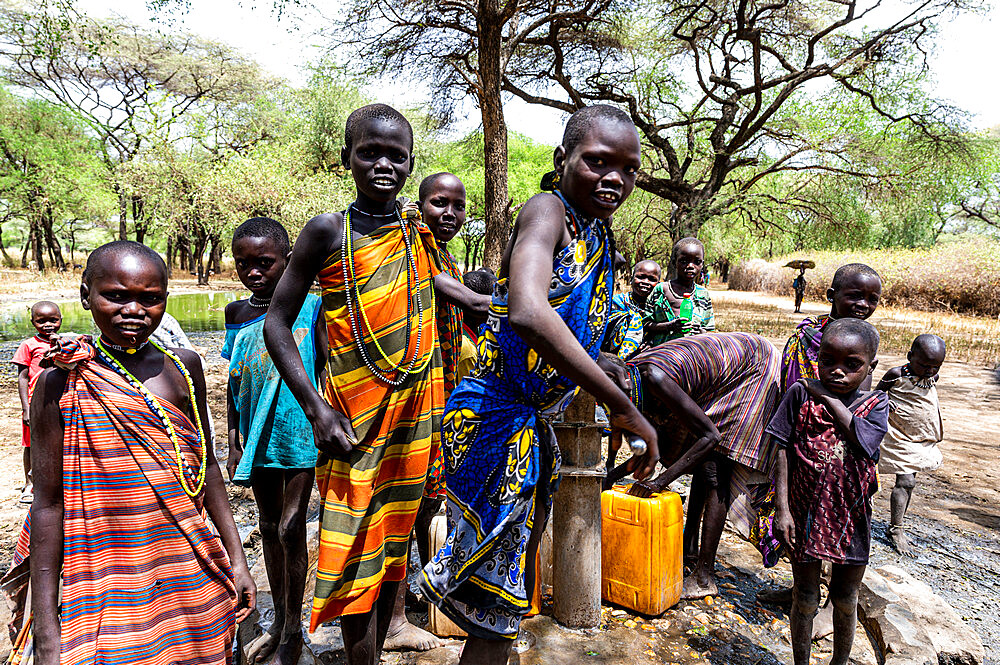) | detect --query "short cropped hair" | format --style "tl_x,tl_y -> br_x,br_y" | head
83,241 -> 167,287
633,259 -> 661,276
831,263 -> 881,291
671,237 -> 704,264
463,269 -> 497,297
823,317 -> 880,358
562,105 -> 634,155
418,172 -> 461,203
232,217 -> 290,255
31,300 -> 60,317
344,103 -> 413,154
912,333 -> 946,358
